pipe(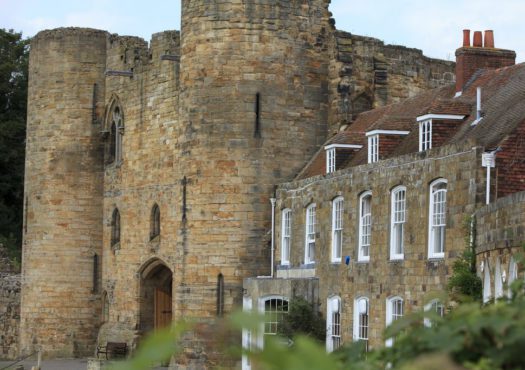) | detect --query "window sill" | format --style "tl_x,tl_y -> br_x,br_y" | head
389,257 -> 404,262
